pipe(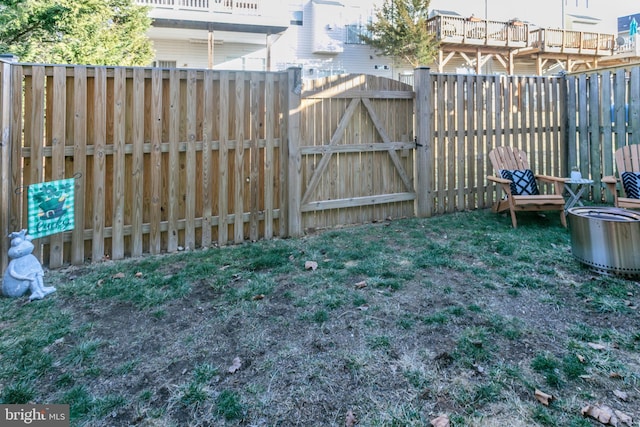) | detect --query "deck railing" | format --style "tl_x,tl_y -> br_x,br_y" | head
135,0 -> 261,15
528,28 -> 615,54
427,15 -> 531,46
428,14 -> 615,55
